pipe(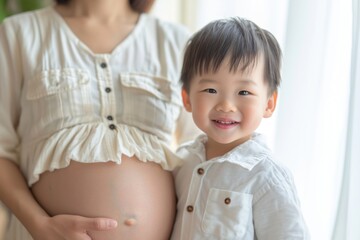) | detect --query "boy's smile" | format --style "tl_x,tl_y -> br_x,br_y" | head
182,56 -> 277,158
212,118 -> 240,129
